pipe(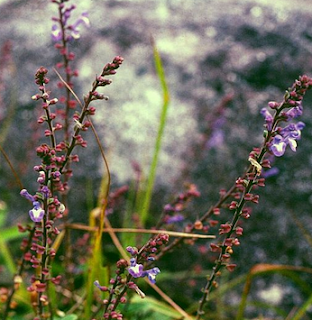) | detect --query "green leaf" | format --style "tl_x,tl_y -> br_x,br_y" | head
291,293 -> 312,320
127,295 -> 195,320
0,239 -> 16,274
54,315 -> 78,320
0,226 -> 24,241
0,200 -> 8,227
